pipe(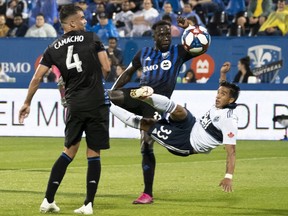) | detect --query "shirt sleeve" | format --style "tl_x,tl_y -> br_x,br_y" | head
40,48 -> 53,68
93,33 -> 106,52
131,50 -> 142,69
221,113 -> 238,145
